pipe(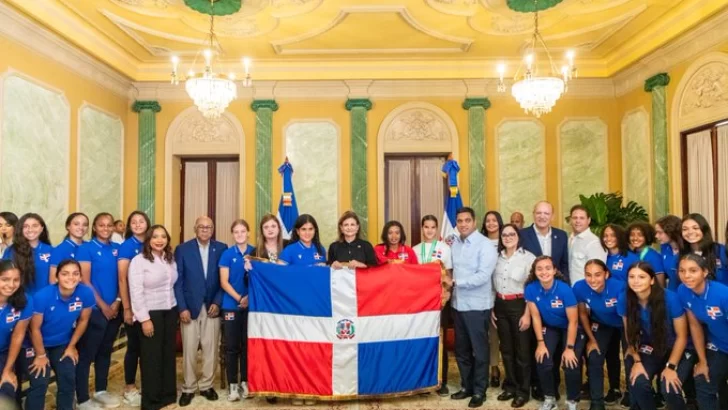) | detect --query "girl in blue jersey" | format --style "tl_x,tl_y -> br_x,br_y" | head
573,259 -> 625,410
0,260 -> 32,403
601,224 -> 640,283
117,210 -> 149,406
681,213 -> 728,285
618,261 -> 688,410
655,215 -> 683,290
4,213 -> 53,295
25,259 -> 95,410
676,253 -> 728,410
525,256 -> 583,410
279,214 -> 327,267
75,213 -> 122,409
50,212 -> 89,283
219,219 -> 255,402
627,222 -> 666,287
0,212 -> 17,258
